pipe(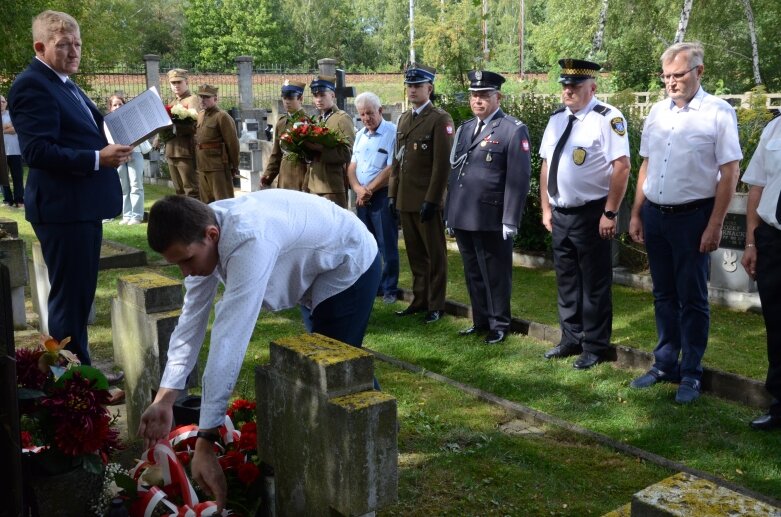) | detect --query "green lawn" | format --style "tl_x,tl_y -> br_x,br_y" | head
4,181 -> 779,511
